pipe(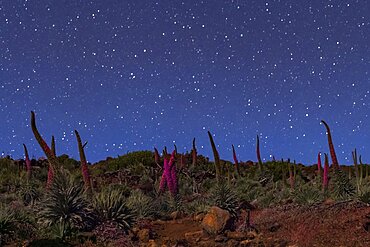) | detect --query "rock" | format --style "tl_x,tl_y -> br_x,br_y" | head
202,206 -> 232,235
323,198 -> 335,205
147,240 -> 158,247
240,239 -> 254,246
214,234 -> 227,242
227,239 -> 239,247
185,230 -> 204,242
138,228 -> 151,242
170,211 -> 183,220
226,230 -> 258,241
268,222 -> 281,232
363,221 -> 370,232
194,212 -> 205,222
